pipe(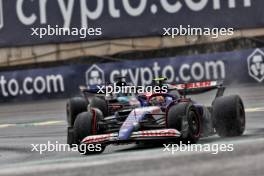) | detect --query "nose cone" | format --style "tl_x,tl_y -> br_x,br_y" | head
118,128 -> 133,140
